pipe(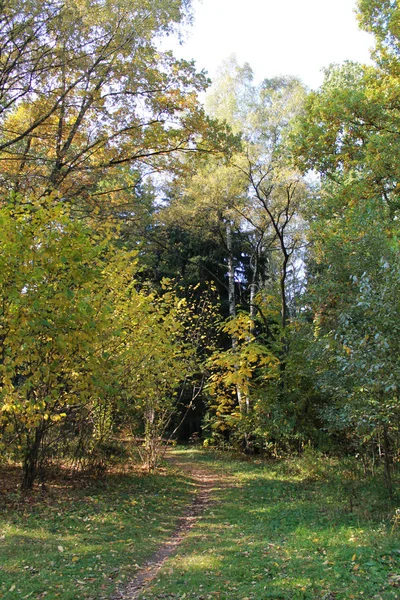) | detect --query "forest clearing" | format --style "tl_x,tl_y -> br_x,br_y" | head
1,448 -> 399,600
